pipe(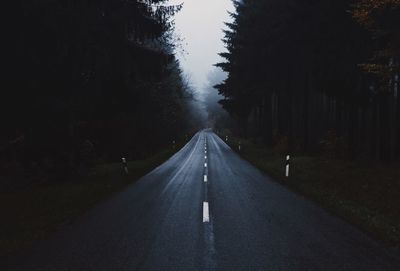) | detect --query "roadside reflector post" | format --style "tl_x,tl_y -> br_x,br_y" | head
285,155 -> 290,177
238,141 -> 241,151
122,157 -> 128,174
225,135 -> 228,142
172,140 -> 176,149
